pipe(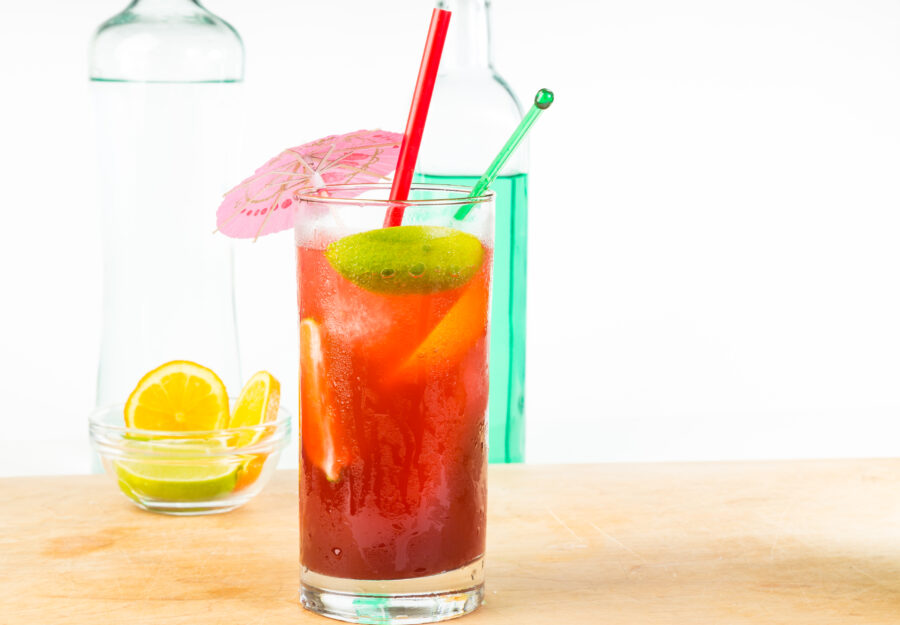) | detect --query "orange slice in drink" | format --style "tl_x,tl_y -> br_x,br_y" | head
392,281 -> 489,381
300,319 -> 347,482
125,360 -> 229,431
